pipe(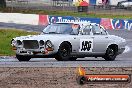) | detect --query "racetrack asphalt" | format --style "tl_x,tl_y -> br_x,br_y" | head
0,23 -> 132,67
